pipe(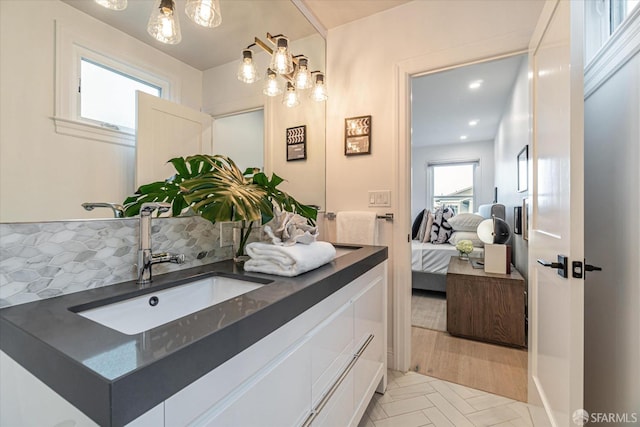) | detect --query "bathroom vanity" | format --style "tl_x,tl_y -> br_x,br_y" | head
0,245 -> 387,427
